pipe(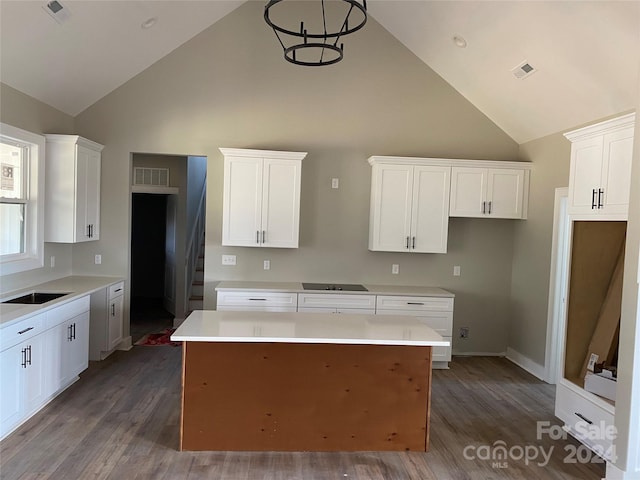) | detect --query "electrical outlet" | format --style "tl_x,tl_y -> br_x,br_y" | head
94,254 -> 102,265
222,254 -> 236,266
392,264 -> 399,274
459,327 -> 469,339
453,265 -> 461,276
331,178 -> 339,189
50,256 -> 55,268
263,260 -> 270,270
